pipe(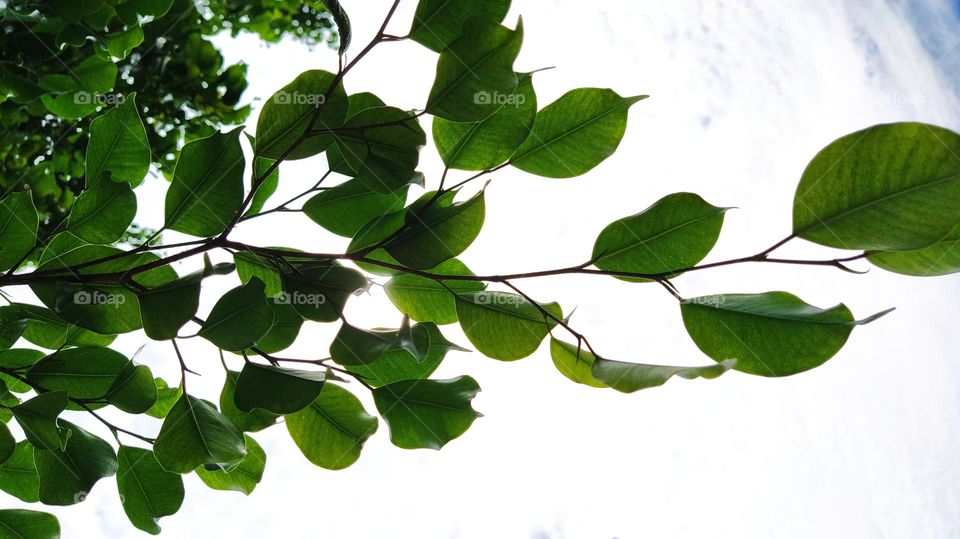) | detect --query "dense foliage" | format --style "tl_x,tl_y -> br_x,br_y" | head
0,0 -> 957,536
